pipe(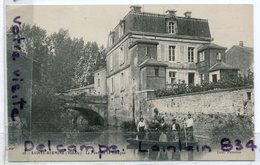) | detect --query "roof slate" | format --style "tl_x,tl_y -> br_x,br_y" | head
126,12 -> 211,38
198,43 -> 227,52
111,11 -> 212,46
208,61 -> 239,72
226,45 -> 253,56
